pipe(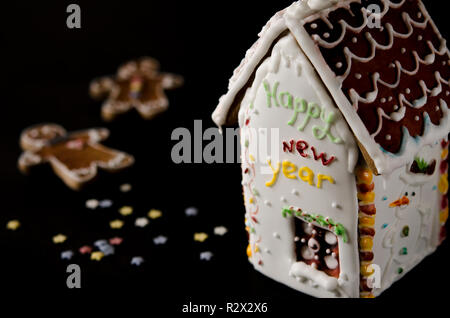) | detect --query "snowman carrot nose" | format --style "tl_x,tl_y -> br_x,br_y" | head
389,196 -> 410,207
